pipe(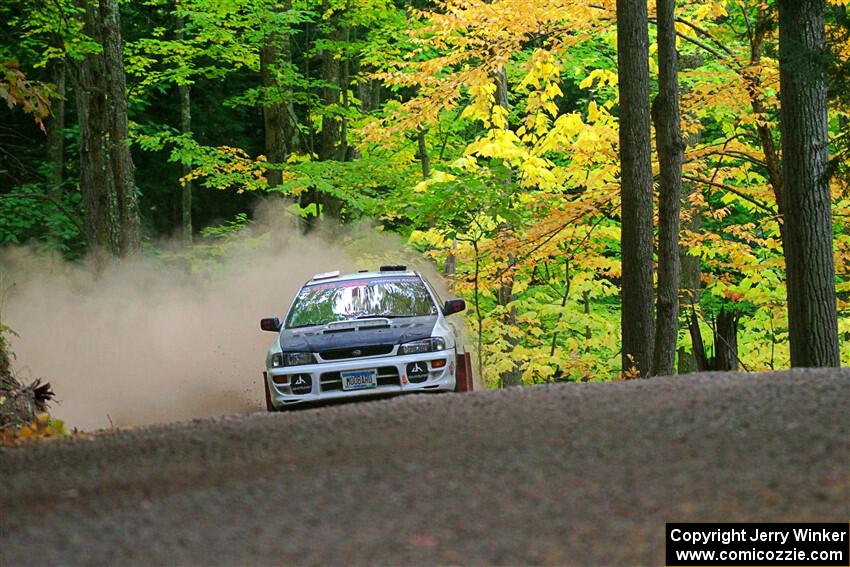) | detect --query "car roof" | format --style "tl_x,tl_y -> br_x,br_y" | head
304,270 -> 421,286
